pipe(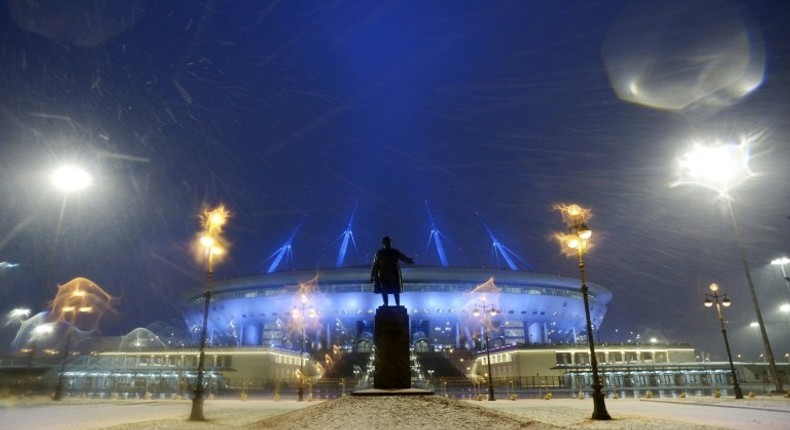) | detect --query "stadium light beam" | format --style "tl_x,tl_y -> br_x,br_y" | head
336,203 -> 358,267
425,202 -> 449,267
